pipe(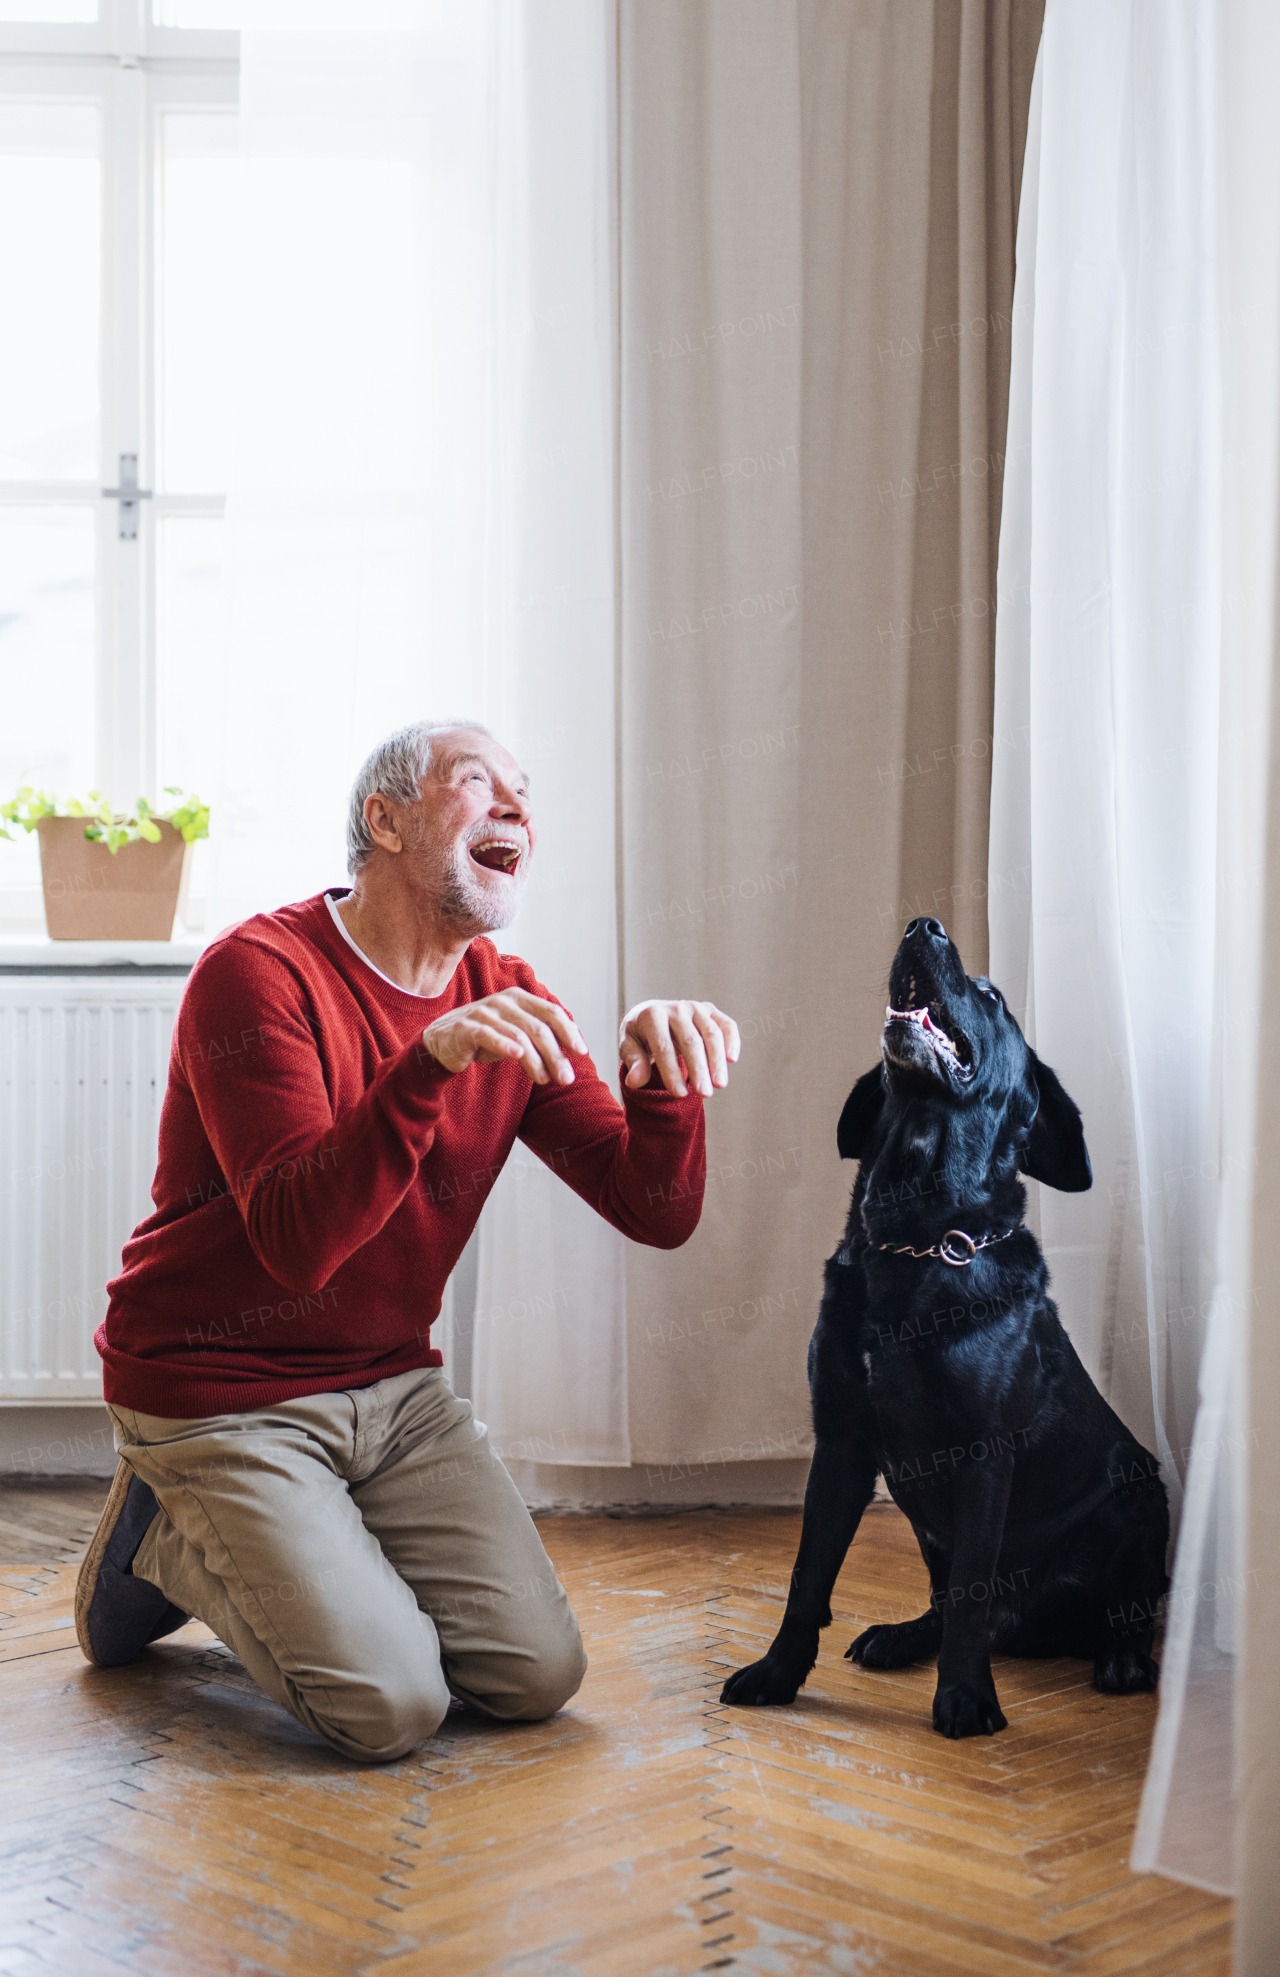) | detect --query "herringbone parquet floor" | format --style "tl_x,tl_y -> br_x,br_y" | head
0,1481 -> 1232,1975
